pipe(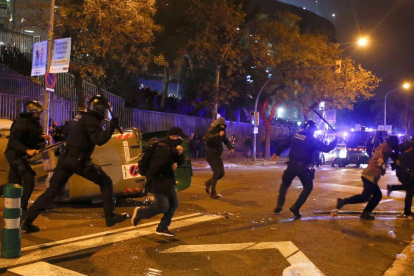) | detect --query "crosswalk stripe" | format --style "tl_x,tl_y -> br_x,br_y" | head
162,241 -> 325,275
22,212 -> 200,252
8,261 -> 87,276
0,214 -> 220,270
